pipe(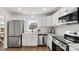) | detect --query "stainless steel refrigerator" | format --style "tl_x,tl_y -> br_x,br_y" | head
7,20 -> 24,47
